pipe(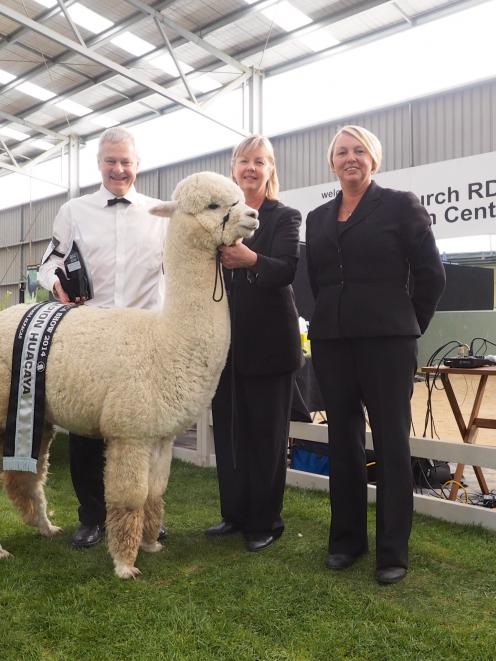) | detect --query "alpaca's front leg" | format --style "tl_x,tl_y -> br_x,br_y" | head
2,429 -> 62,537
0,544 -> 12,559
141,437 -> 173,552
104,439 -> 150,579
